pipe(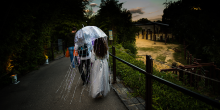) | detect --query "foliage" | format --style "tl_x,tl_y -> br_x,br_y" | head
109,43 -> 219,110
156,20 -> 162,23
90,0 -> 141,56
0,0 -> 88,82
121,42 -> 138,57
133,18 -> 151,24
138,46 -> 163,52
84,7 -> 96,20
162,0 -> 220,68
173,45 -> 188,65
